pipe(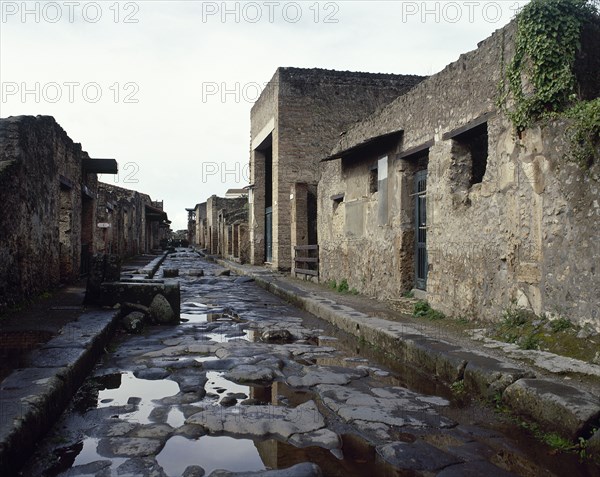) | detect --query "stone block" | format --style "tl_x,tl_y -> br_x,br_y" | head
503,378 -> 600,438
98,280 -> 180,318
